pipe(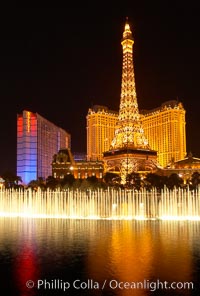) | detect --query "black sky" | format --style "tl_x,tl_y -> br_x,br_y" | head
0,3 -> 200,175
